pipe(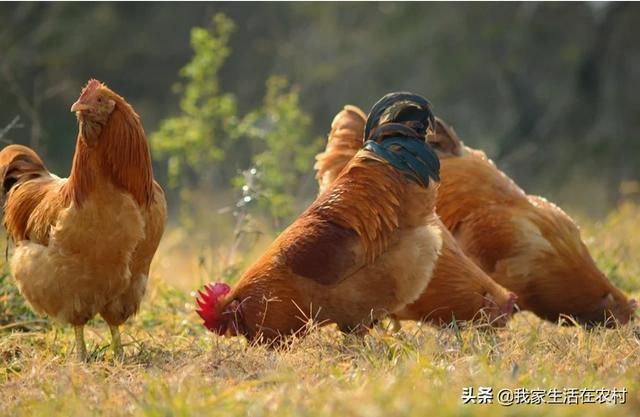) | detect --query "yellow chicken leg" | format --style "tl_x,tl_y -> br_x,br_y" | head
109,325 -> 124,359
74,325 -> 87,362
